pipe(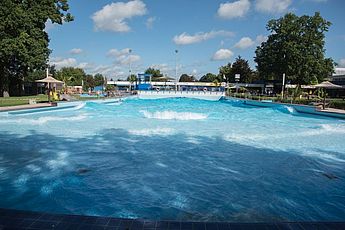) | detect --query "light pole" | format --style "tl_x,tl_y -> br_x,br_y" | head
129,49 -> 132,91
175,49 -> 178,91
281,54 -> 286,99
